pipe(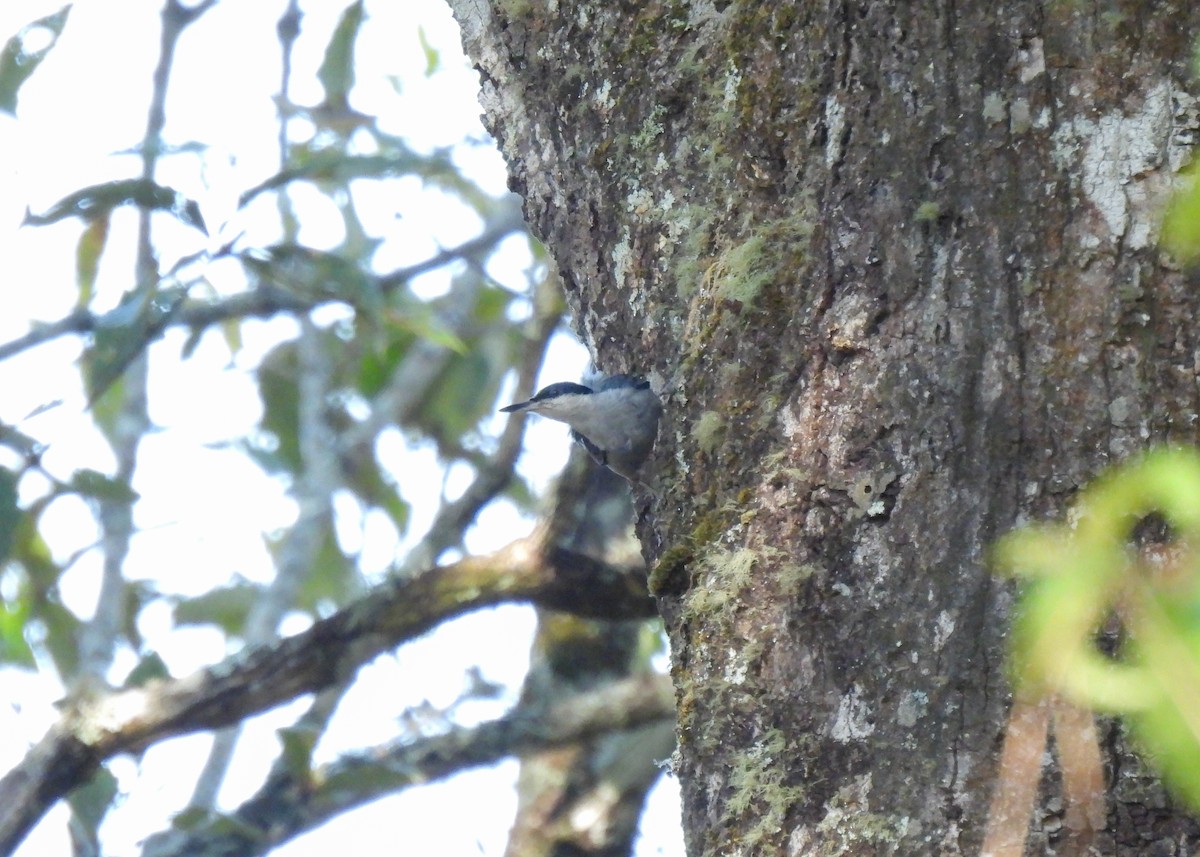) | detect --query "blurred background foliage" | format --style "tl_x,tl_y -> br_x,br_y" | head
0,2 -> 676,855
0,0 -> 538,676
996,450 -> 1200,810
